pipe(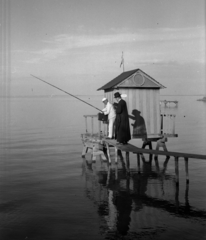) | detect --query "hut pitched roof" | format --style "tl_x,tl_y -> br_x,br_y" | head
97,68 -> 165,90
